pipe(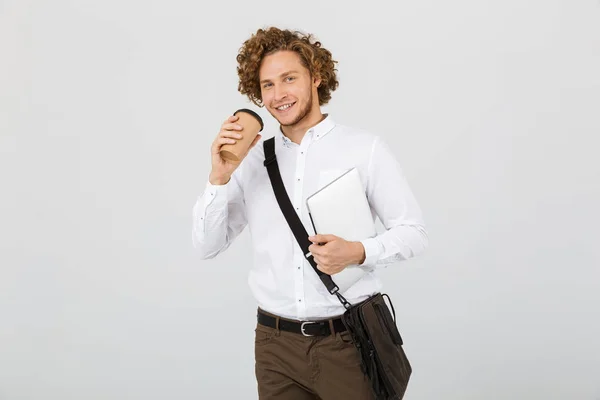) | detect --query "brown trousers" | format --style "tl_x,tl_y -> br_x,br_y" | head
254,310 -> 376,400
